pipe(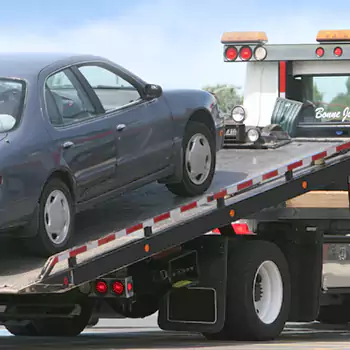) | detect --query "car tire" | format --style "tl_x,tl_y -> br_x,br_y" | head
166,121 -> 216,197
204,240 -> 291,341
22,178 -> 75,257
